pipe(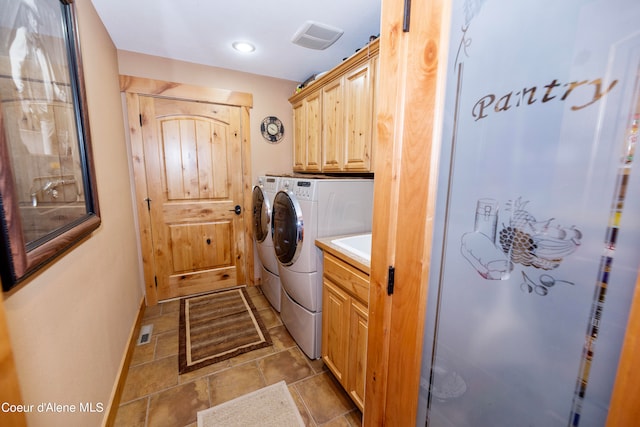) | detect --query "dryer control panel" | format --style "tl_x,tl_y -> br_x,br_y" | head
263,176 -> 279,192
293,180 -> 315,200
